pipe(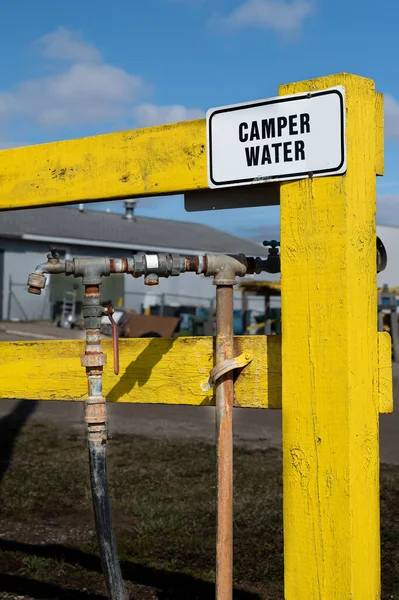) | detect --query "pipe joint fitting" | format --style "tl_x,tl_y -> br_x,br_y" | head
85,402 -> 108,424
82,303 -> 104,315
82,301 -> 105,329
205,253 -> 247,285
81,353 -> 108,367
68,257 -> 110,284
132,253 -> 145,277
133,252 -> 184,279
